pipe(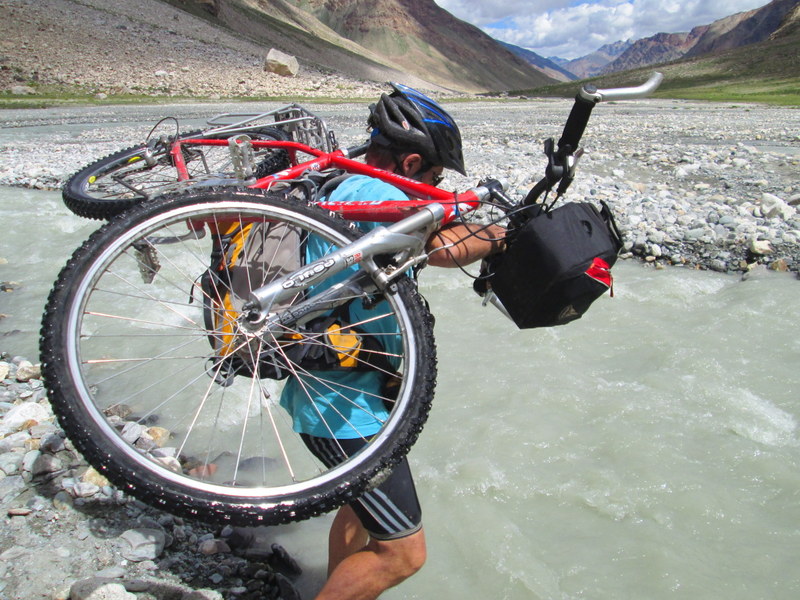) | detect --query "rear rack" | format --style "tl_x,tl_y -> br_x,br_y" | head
205,104 -> 338,153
